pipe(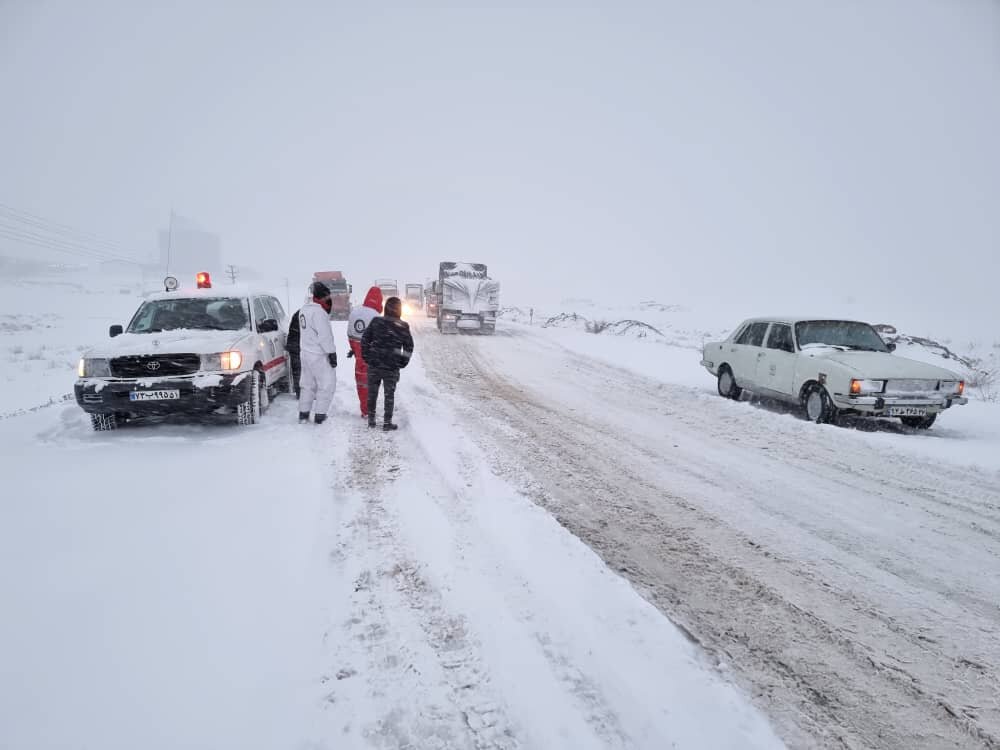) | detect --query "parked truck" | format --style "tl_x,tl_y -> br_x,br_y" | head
312,271 -> 352,320
424,280 -> 440,318
375,278 -> 398,300
436,262 -> 499,335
